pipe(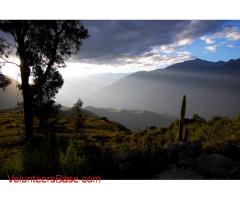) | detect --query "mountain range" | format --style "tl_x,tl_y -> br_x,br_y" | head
98,58 -> 240,118
1,58 -> 240,119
